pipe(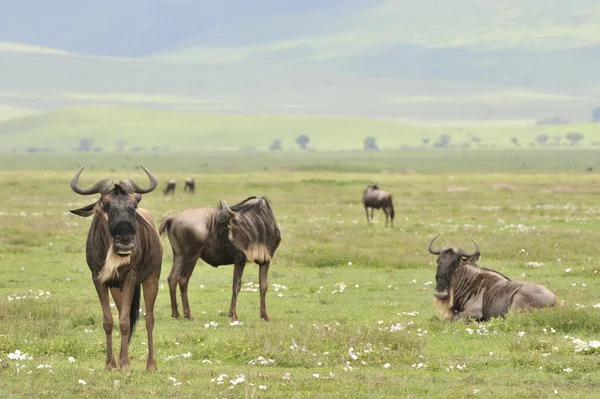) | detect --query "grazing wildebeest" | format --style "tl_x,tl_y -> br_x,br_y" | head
361,183 -> 395,227
158,196 -> 281,322
184,178 -> 195,193
428,234 -> 558,322
69,165 -> 162,371
164,179 -> 176,195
